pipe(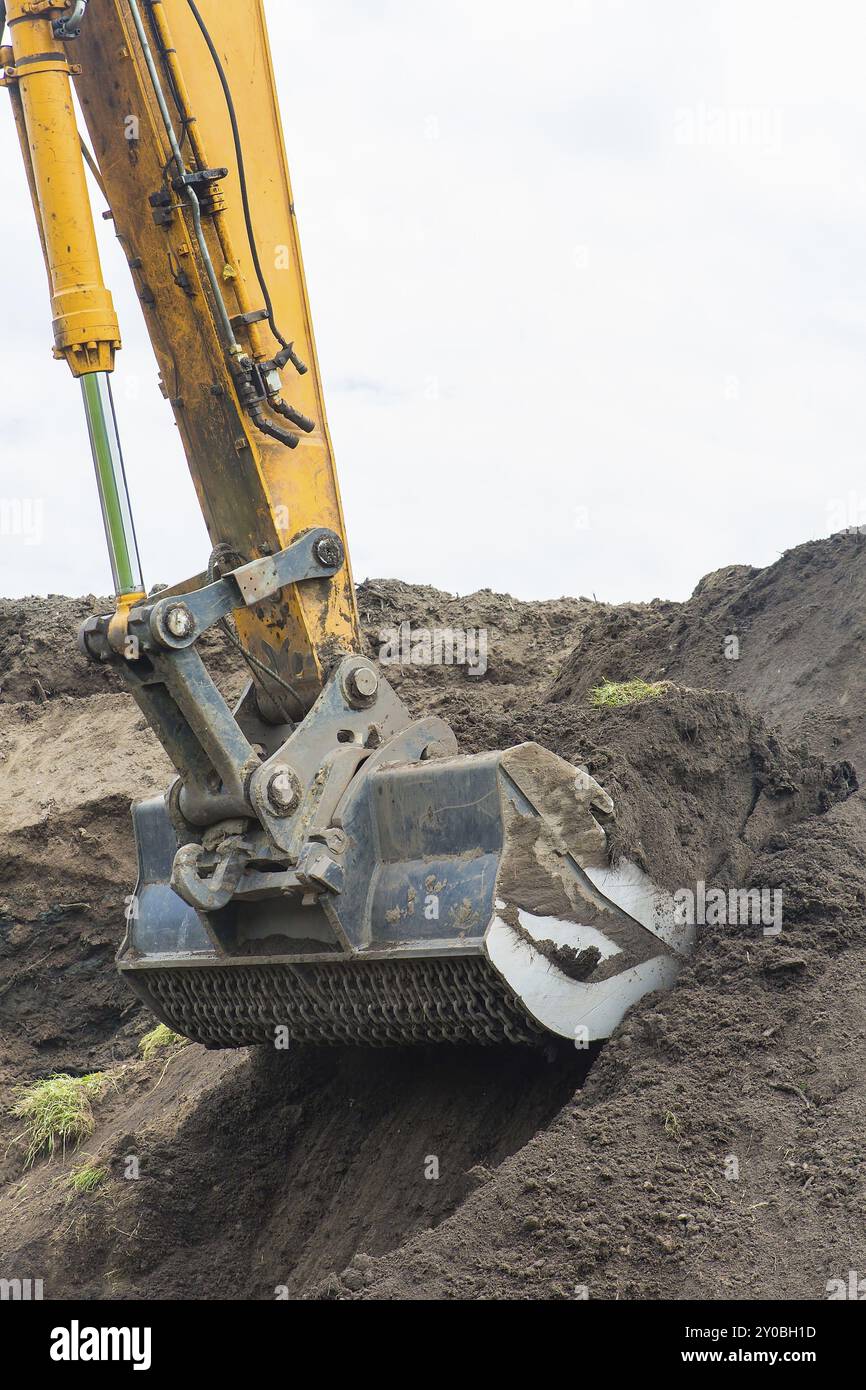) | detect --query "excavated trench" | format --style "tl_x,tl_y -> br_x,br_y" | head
1,535 -> 865,1300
